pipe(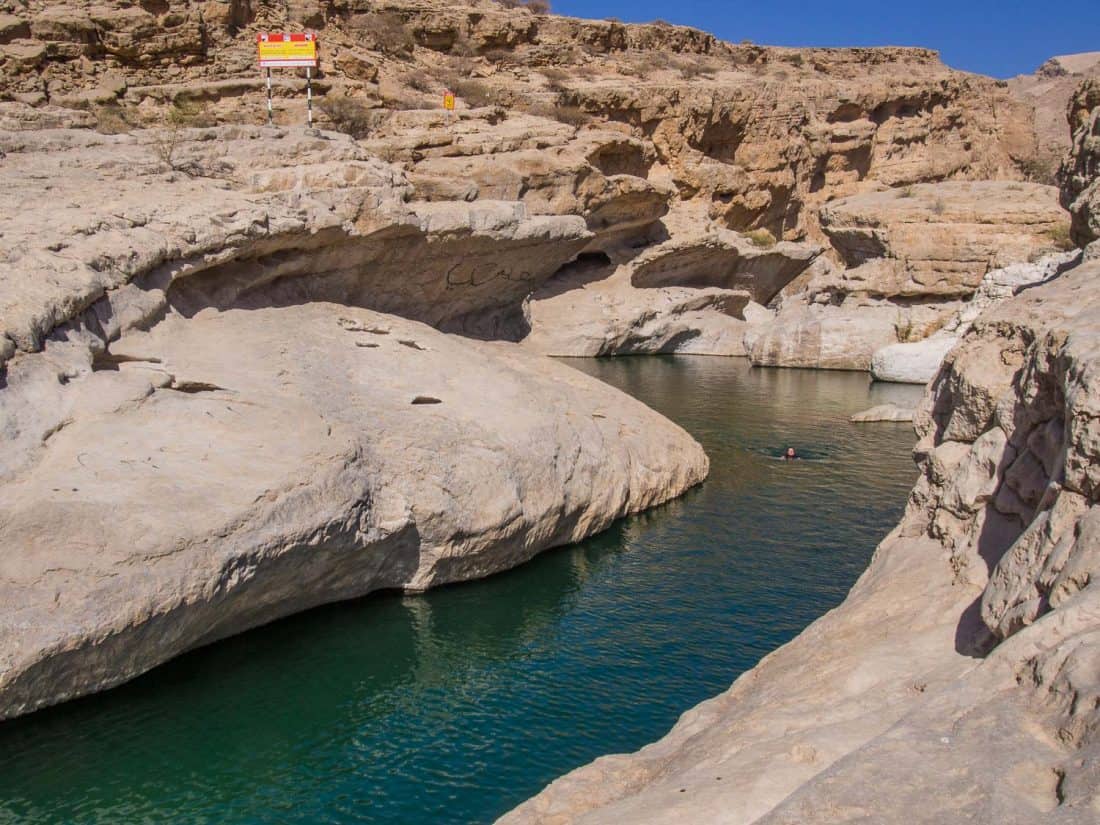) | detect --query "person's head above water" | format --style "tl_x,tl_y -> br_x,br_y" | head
785,447 -> 796,459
